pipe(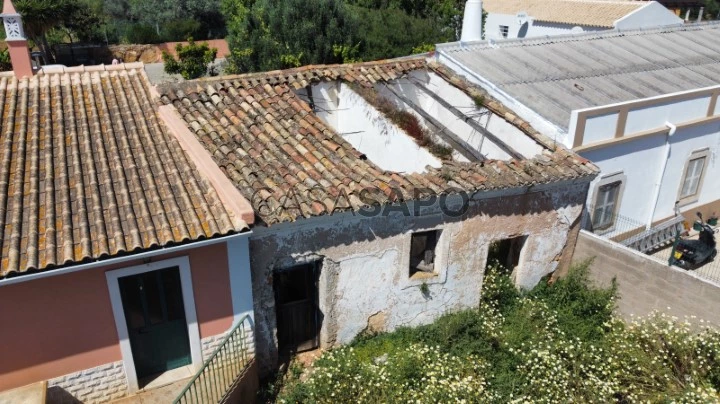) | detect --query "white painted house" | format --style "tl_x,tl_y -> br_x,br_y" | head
437,22 -> 720,240
479,0 -> 682,40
